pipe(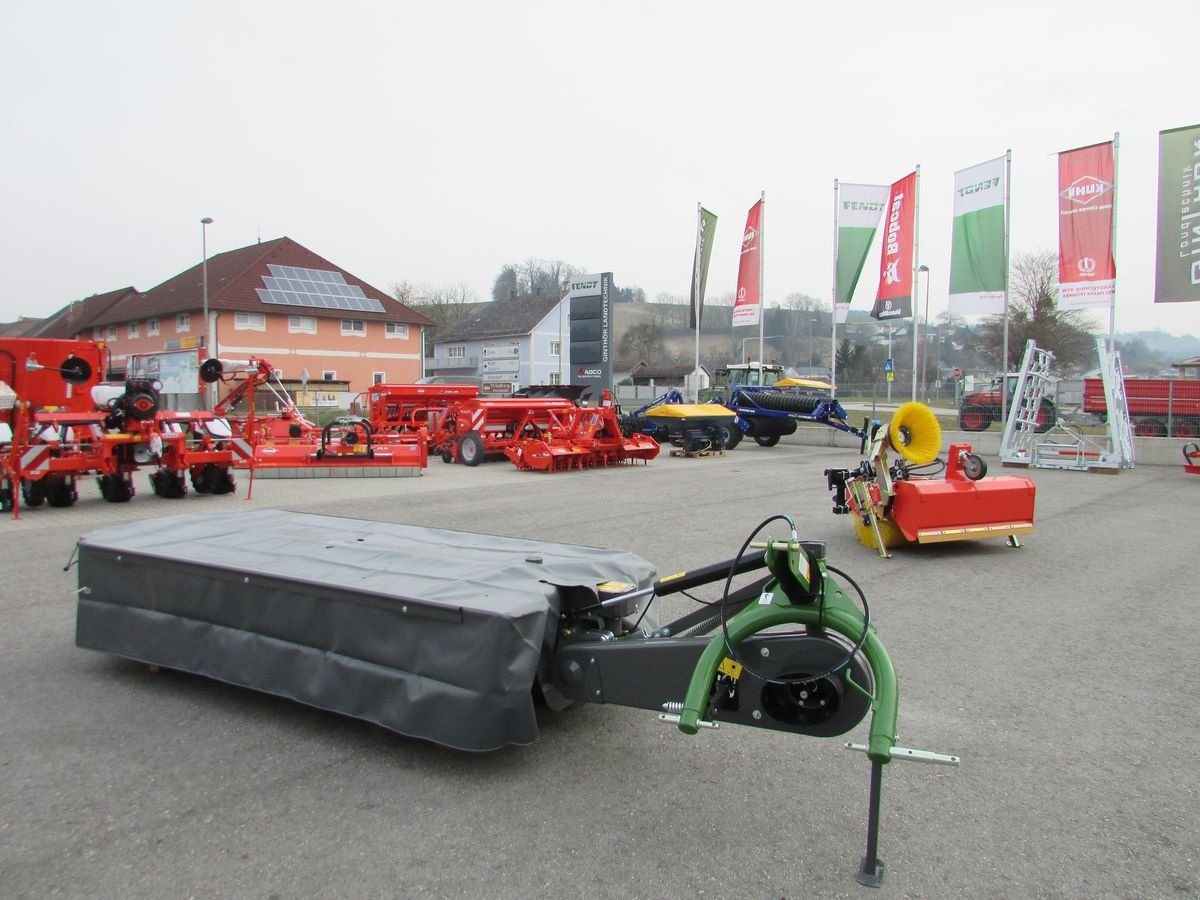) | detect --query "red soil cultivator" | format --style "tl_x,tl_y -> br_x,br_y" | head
424,394 -> 650,470
504,403 -> 659,472
824,402 -> 1036,557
